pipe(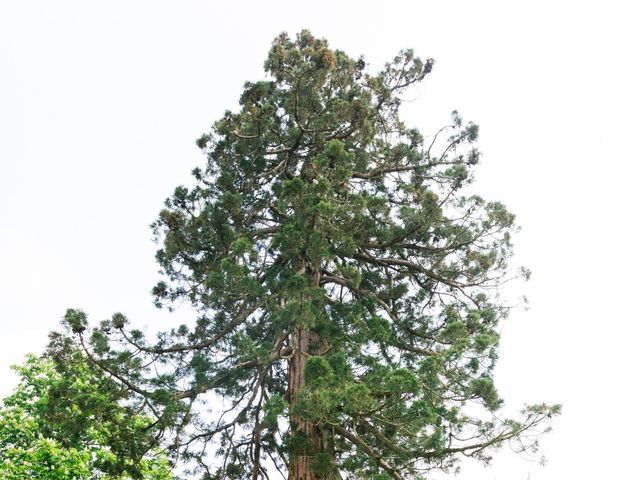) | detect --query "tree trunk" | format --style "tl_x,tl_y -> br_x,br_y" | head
288,325 -> 321,480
